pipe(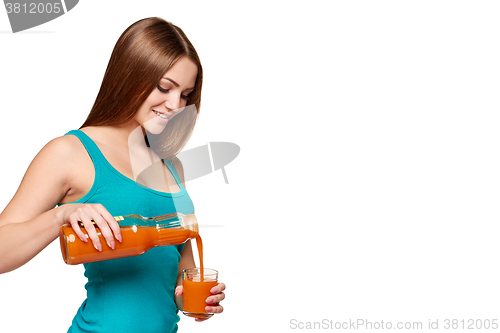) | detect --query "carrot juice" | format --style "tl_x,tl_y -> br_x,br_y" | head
182,267 -> 218,318
60,225 -> 198,265
195,235 -> 204,278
